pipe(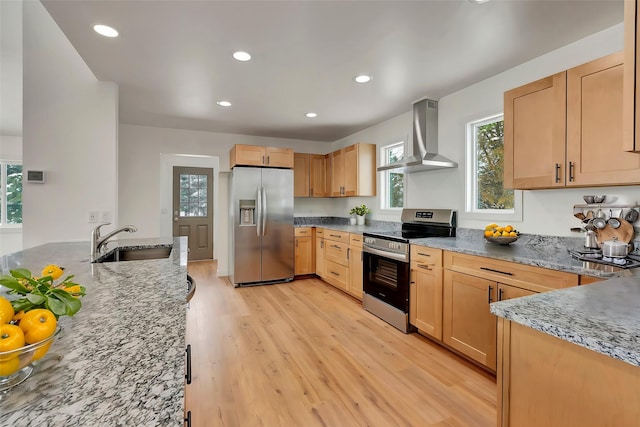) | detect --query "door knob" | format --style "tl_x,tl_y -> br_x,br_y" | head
174,217 -> 179,222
